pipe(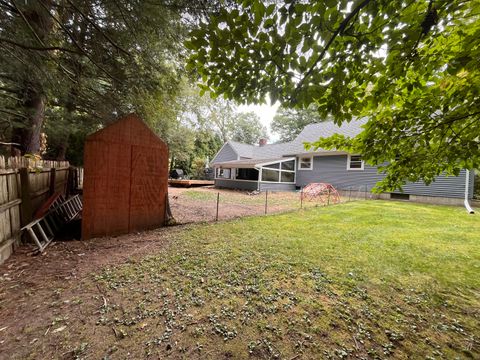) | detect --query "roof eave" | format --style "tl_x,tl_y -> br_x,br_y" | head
293,150 -> 349,157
